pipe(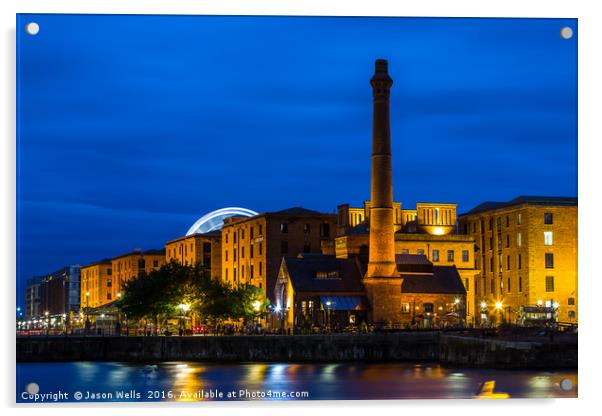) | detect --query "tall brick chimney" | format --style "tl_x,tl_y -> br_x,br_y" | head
366,59 -> 396,278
